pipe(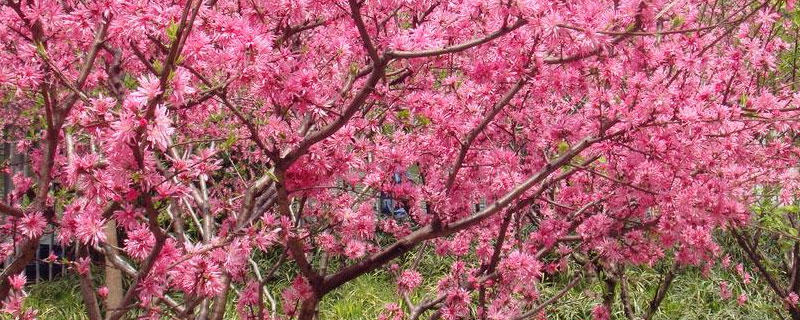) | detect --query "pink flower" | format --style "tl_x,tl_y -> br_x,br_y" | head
592,305 -> 610,320
131,75 -> 162,104
719,281 -> 732,300
498,251 -> 542,285
8,273 -> 26,291
147,105 -> 174,151
737,293 -> 748,306
97,287 -> 109,298
397,269 -> 422,294
124,227 -> 156,261
282,277 -> 313,316
1,295 -> 23,315
786,293 -> 799,307
343,239 -> 366,259
76,213 -> 107,246
195,260 -> 224,297
378,303 -> 403,320
19,211 -> 46,239
44,251 -> 58,263
75,257 -> 91,275
236,282 -> 261,319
